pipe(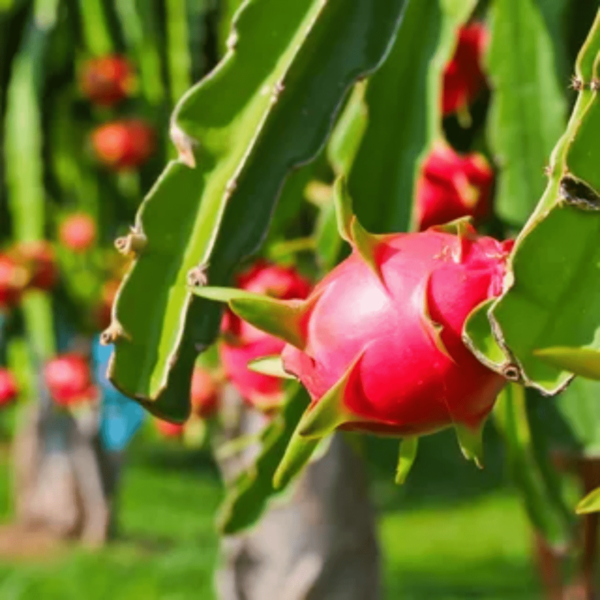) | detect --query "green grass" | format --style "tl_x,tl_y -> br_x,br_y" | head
0,431 -> 542,599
